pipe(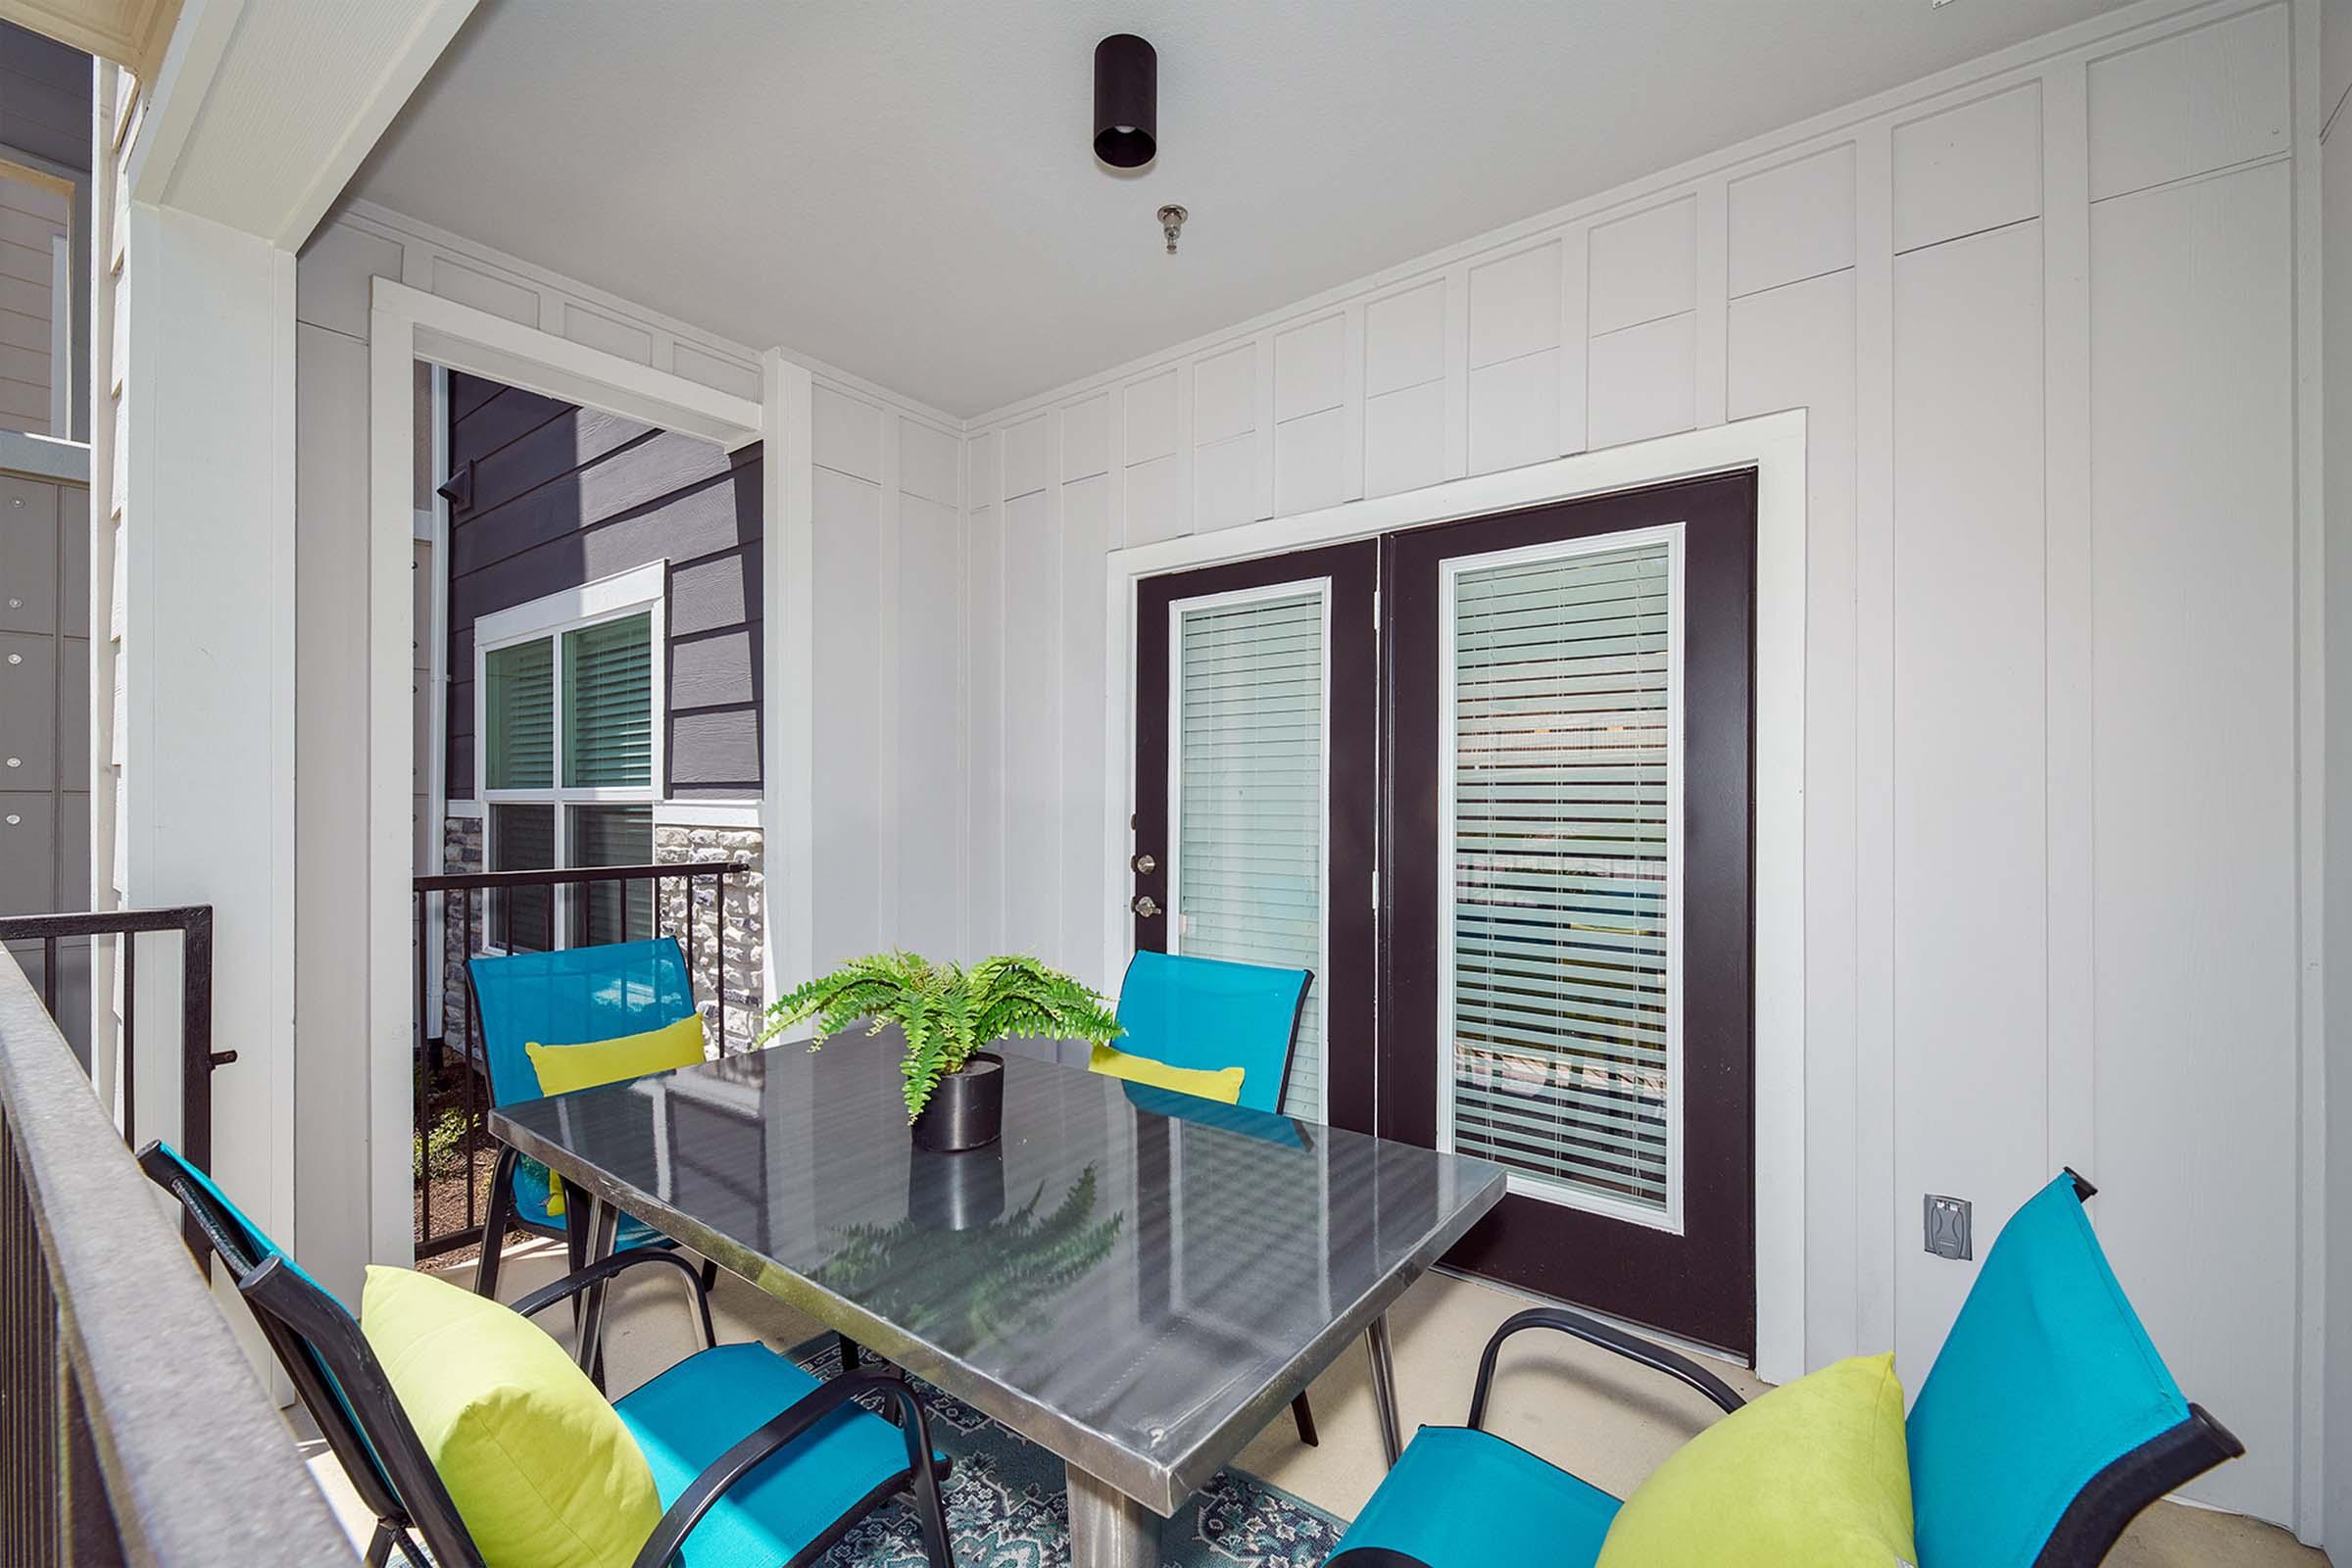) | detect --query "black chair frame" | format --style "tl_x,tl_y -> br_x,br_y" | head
1332,1175 -> 2243,1568
138,1143 -> 955,1568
